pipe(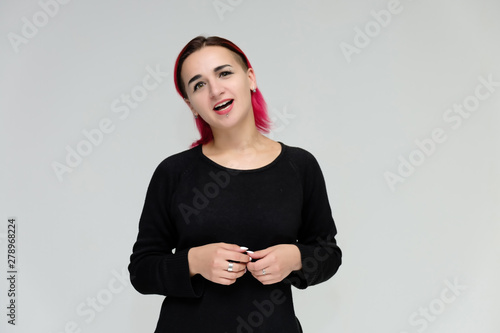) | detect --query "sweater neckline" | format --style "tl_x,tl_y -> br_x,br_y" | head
196,142 -> 286,173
